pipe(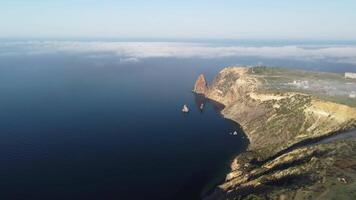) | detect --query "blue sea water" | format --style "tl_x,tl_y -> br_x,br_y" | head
0,41 -> 354,200
0,53 -> 250,200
